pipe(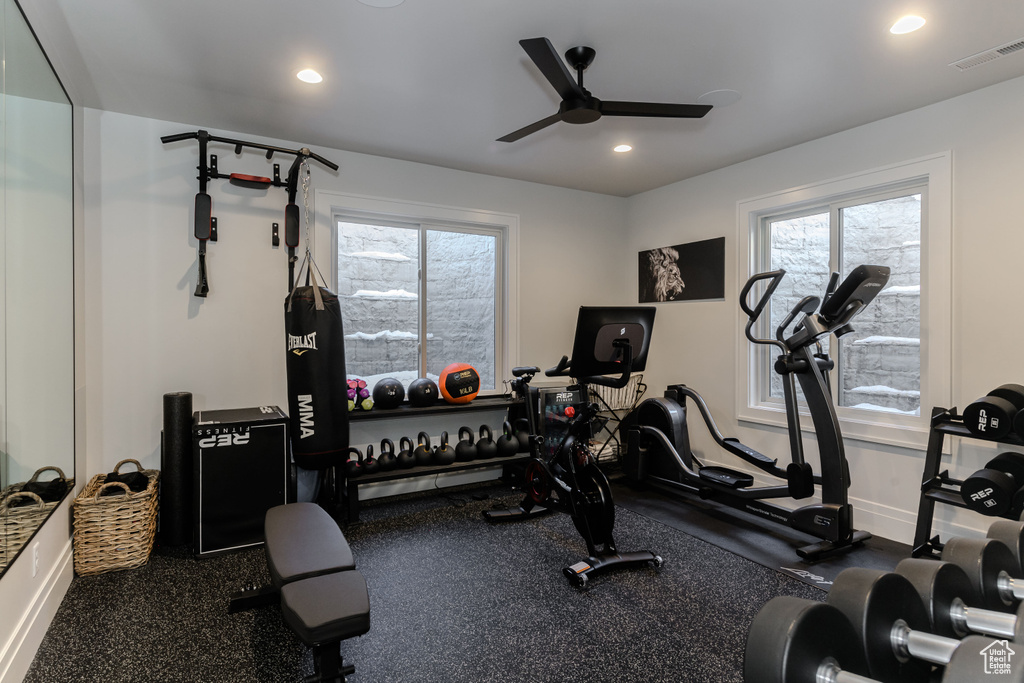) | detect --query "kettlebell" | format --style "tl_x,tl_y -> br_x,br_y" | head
378,438 -> 398,471
434,431 -> 456,465
414,432 -> 434,466
514,418 -> 532,454
361,444 -> 379,475
344,447 -> 363,478
455,426 -> 477,462
476,424 -> 498,459
496,421 -> 519,458
397,436 -> 417,469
